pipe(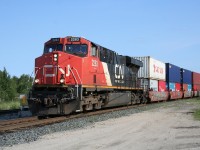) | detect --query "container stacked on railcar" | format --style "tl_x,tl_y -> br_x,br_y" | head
192,72 -> 200,96
133,56 -> 168,102
181,68 -> 193,98
166,63 -> 183,100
